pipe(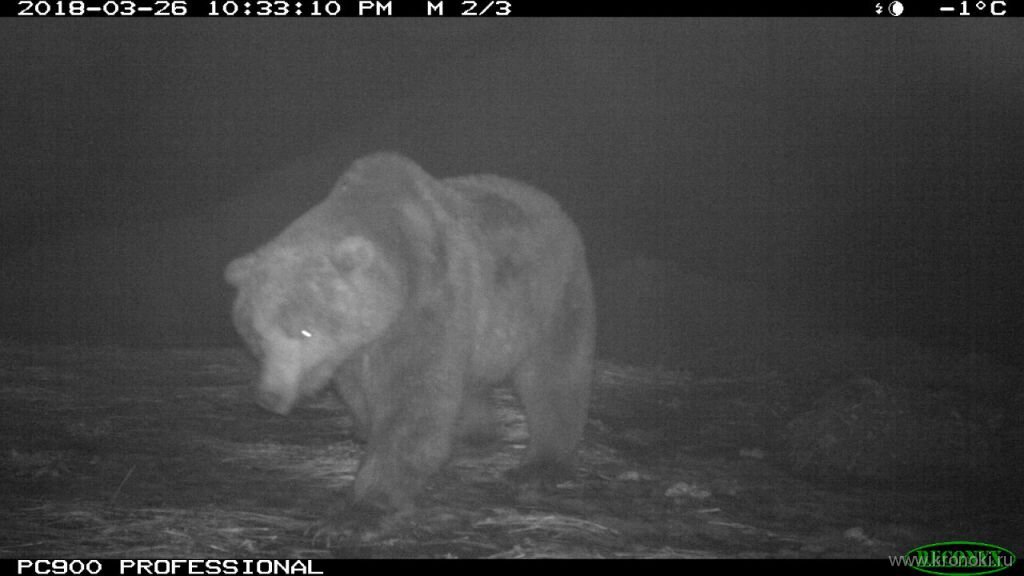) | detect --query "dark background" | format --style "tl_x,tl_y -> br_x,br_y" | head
1,20 -> 1021,369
